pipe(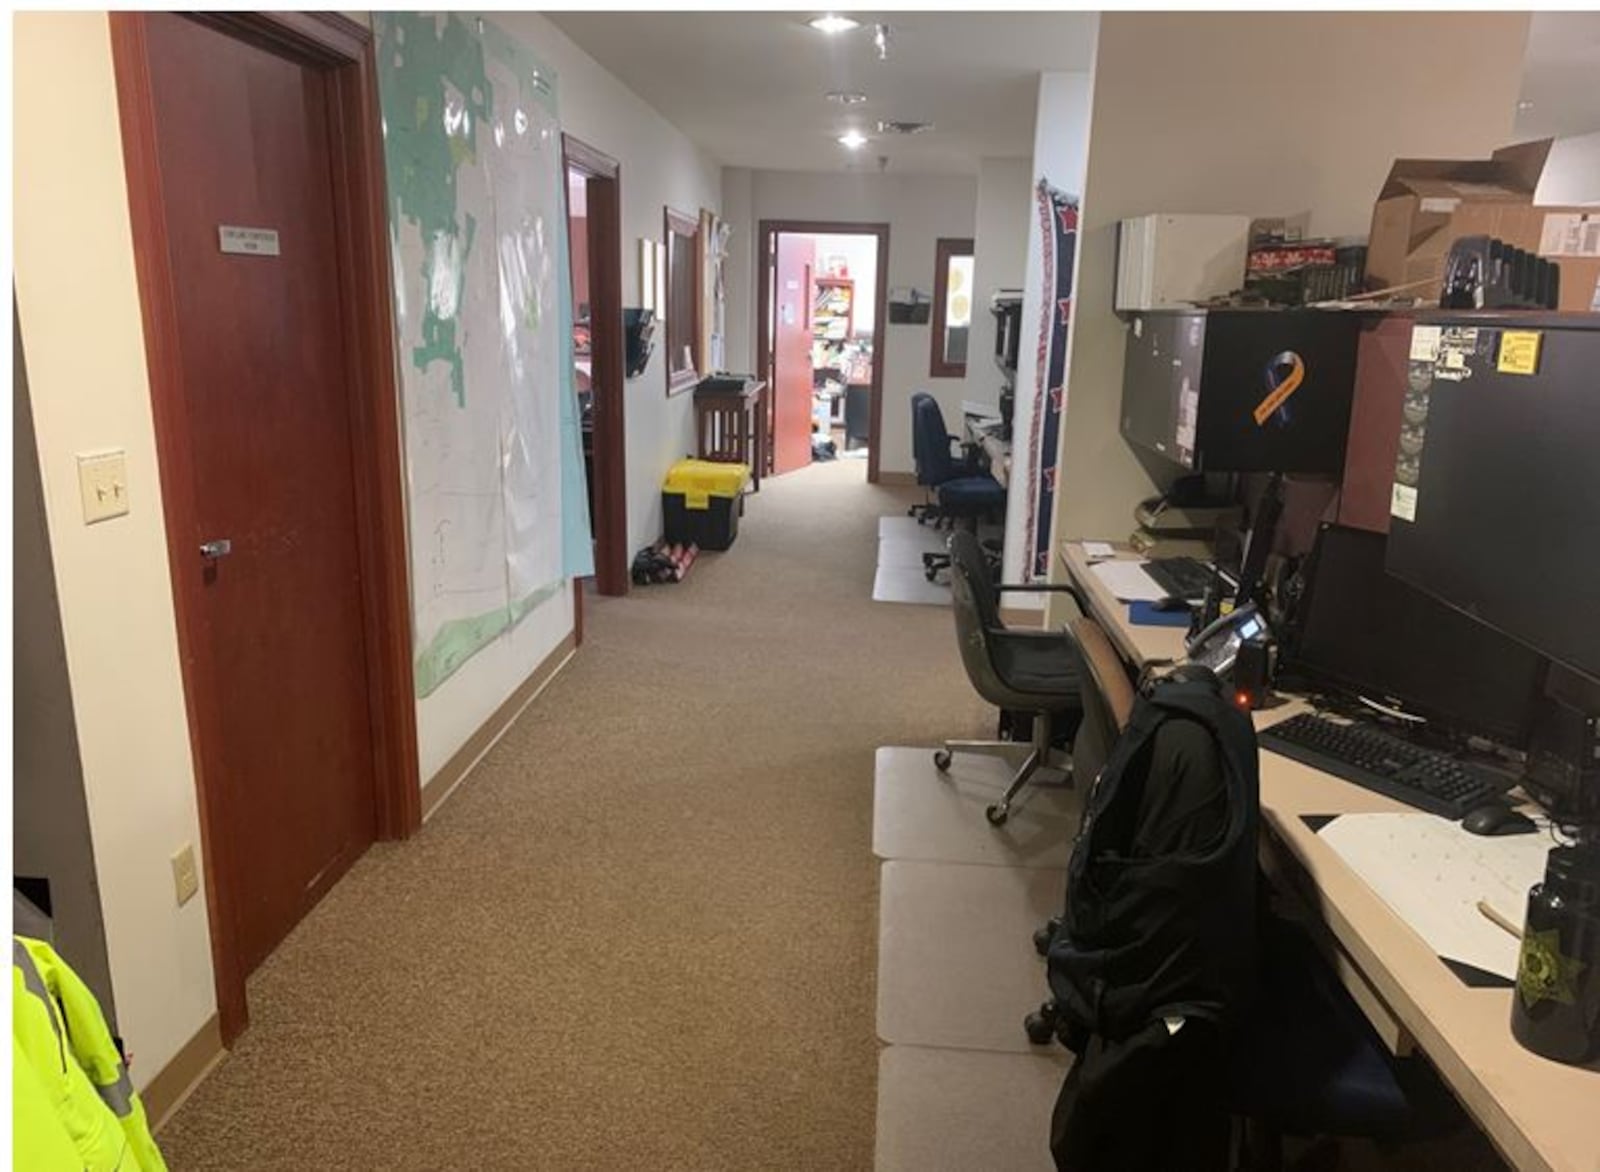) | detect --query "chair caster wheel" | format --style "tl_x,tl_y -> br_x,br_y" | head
1024,1011 -> 1056,1046
1033,920 -> 1060,957
986,803 -> 1009,826
933,748 -> 953,772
